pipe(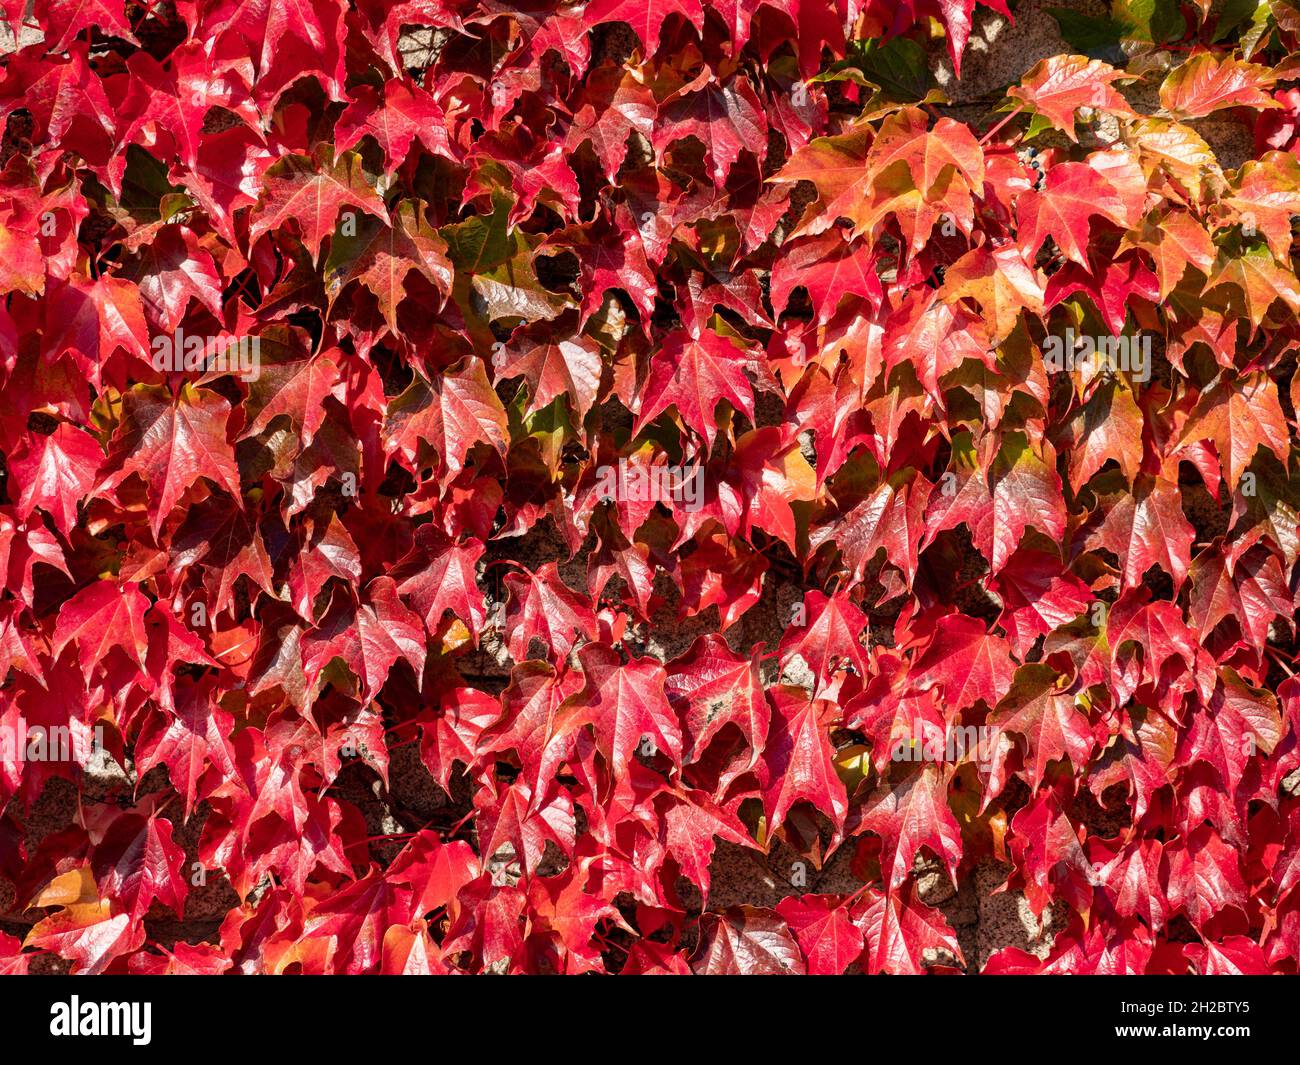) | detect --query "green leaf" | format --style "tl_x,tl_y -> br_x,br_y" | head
440,189 -> 513,275
1045,7 -> 1128,59
1114,0 -> 1186,43
859,37 -> 933,102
